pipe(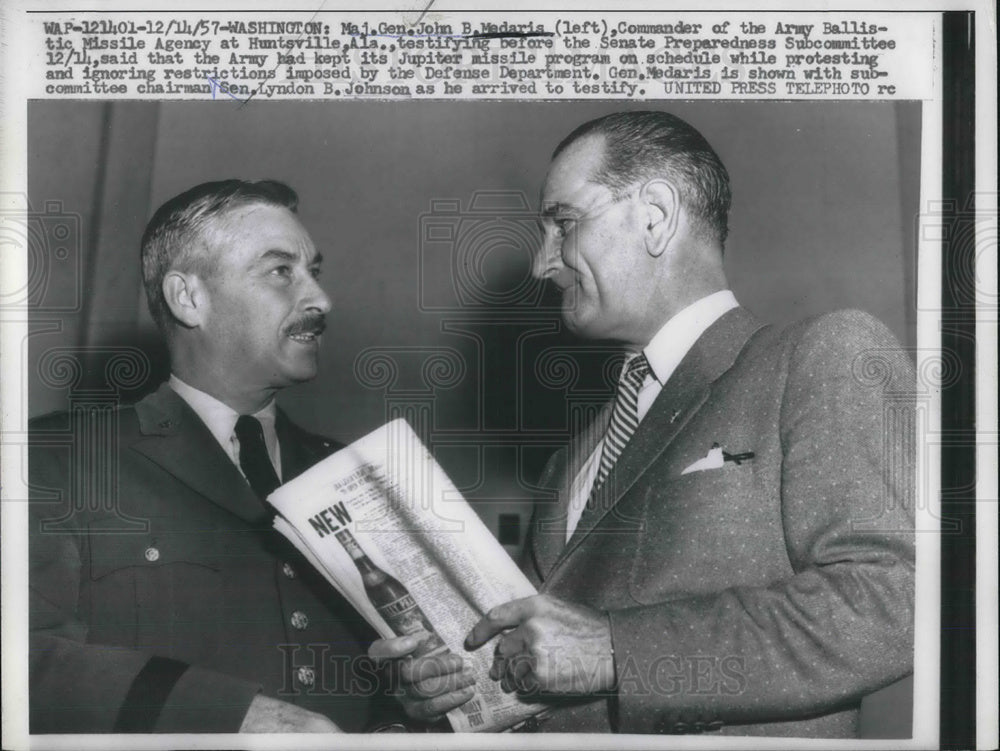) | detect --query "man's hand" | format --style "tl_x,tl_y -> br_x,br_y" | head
464,594 -> 615,696
368,632 -> 477,722
238,694 -> 342,732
